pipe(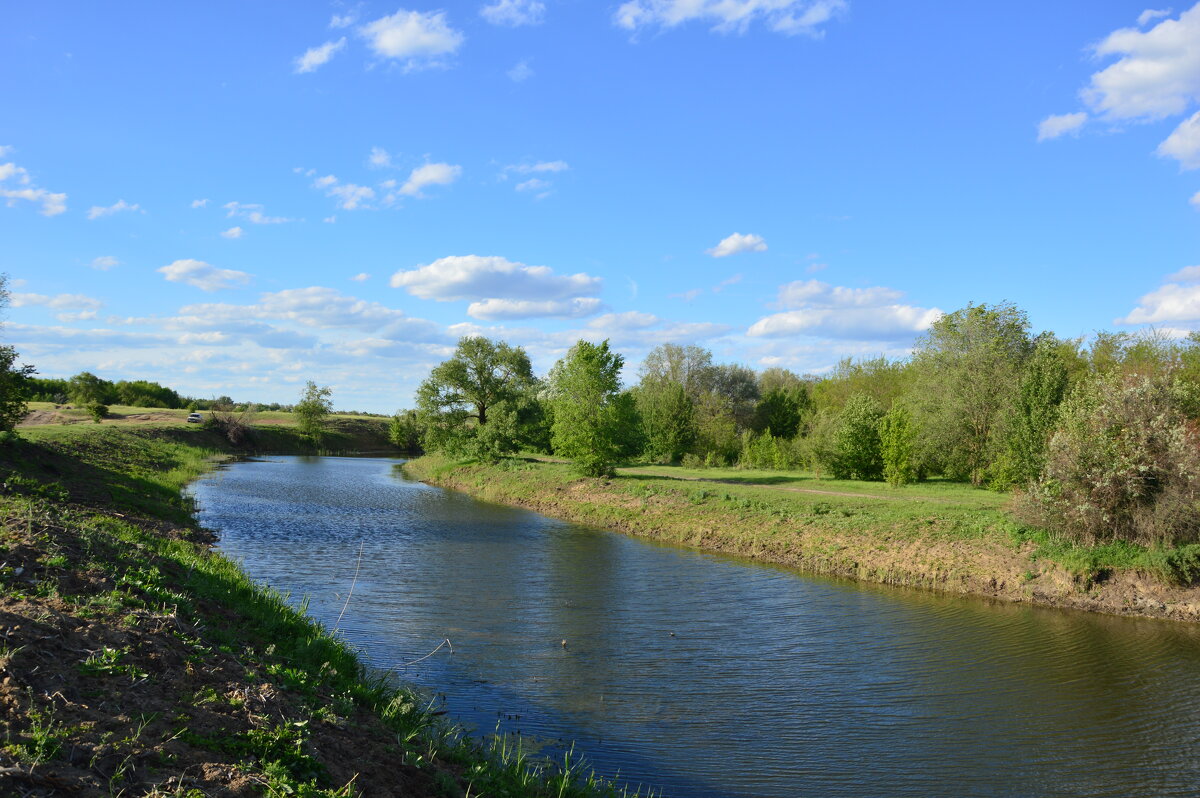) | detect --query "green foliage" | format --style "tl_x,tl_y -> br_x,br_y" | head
85,402 -> 108,423
1019,373 -> 1200,546
388,409 -> 424,452
549,339 -> 627,477
989,334 -> 1070,489
416,337 -> 538,462
833,393 -> 885,480
295,381 -> 333,439
0,345 -> 34,432
911,302 -> 1034,484
68,371 -> 118,405
114,379 -> 184,408
811,356 -> 908,415
752,386 -> 810,438
878,403 -> 916,487
634,379 -> 695,463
